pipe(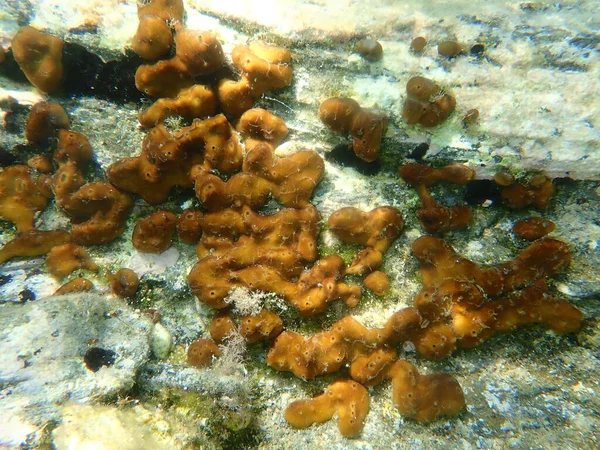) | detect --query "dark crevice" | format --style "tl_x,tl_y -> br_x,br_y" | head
0,44 -> 146,104
61,43 -> 145,103
325,143 -> 381,176
464,179 -> 503,206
